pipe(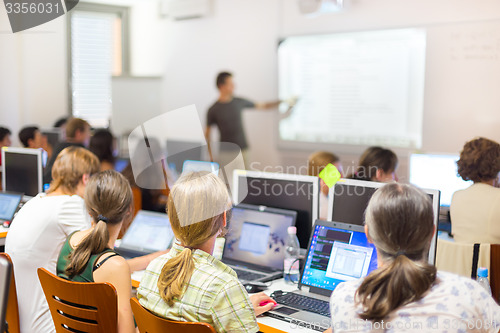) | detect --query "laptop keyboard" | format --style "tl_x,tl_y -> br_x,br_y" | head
232,268 -> 266,282
273,292 -> 330,317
